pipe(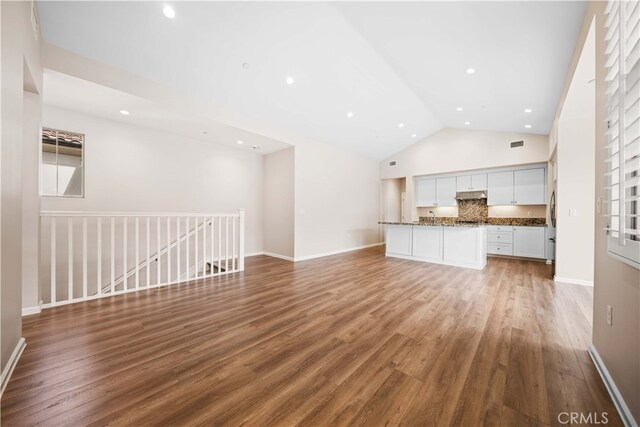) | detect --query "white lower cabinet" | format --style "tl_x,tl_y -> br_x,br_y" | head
386,225 -> 412,256
385,224 -> 486,269
412,226 -> 443,260
487,225 -> 546,259
513,226 -> 545,258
